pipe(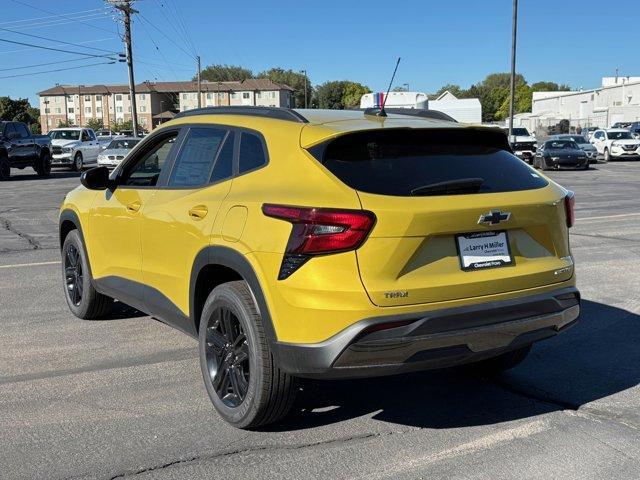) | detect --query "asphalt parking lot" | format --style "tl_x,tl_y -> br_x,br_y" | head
1,162 -> 639,480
